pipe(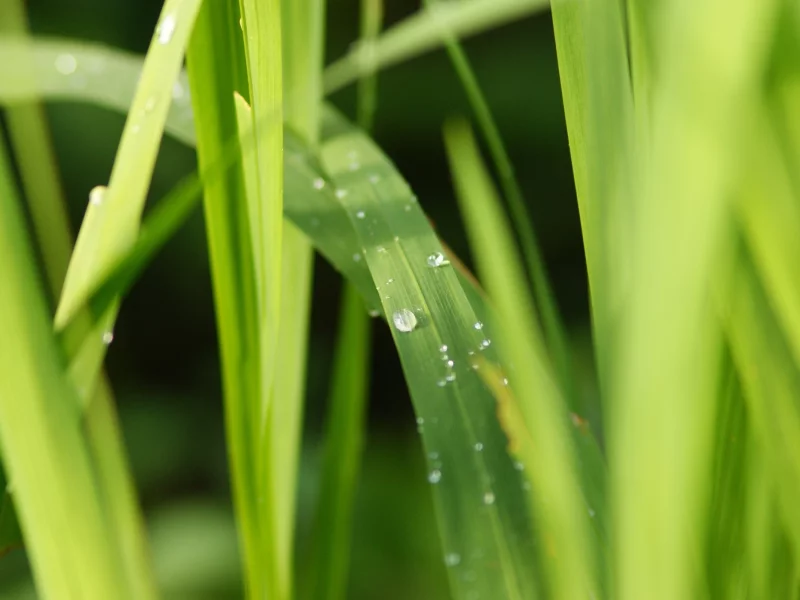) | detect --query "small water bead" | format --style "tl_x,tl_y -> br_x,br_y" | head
102,330 -> 114,345
428,469 -> 442,484
405,204 -> 412,212
480,339 -> 491,349
144,96 -> 158,113
588,508 -> 596,518
89,185 -> 106,207
474,442 -> 484,452
369,174 -> 381,184
437,379 -> 447,388
445,553 -> 461,567
503,377 -> 509,386
428,451 -> 439,460
368,309 -> 381,318
427,252 -> 449,268
446,360 -> 454,368
353,253 -> 362,262
376,246 -> 388,254
172,81 -> 186,101
440,344 -> 448,353
356,210 -> 366,219
157,13 -> 177,44
392,308 -> 418,333
441,354 -> 449,361
514,461 -> 525,471
474,321 -> 484,330
483,491 -> 496,505
335,189 -> 348,199
55,53 -> 77,75
416,417 -> 424,426
445,373 -> 456,382
312,177 -> 325,190
386,278 -> 394,285
349,161 -> 360,171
